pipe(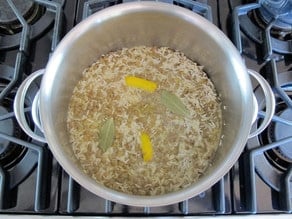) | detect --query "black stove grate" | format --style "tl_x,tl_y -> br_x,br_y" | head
0,0 -> 64,213
62,173 -> 230,215
231,1 -> 292,60
0,0 -> 64,50
0,0 -> 28,101
0,0 -> 64,99
231,1 -> 292,214
245,137 -> 292,213
262,60 -> 292,108
85,0 -> 212,20
79,0 -> 213,22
